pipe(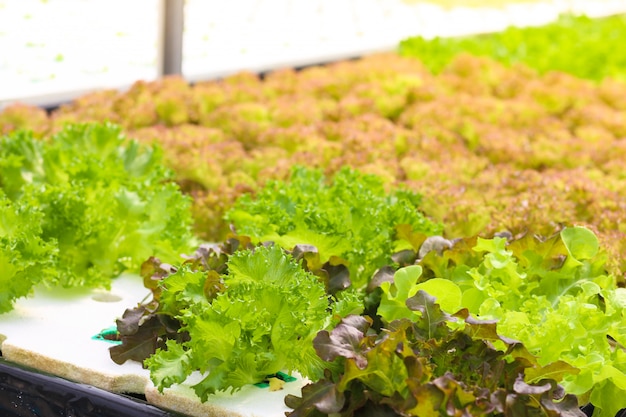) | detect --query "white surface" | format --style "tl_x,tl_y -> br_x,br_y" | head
0,0 -> 159,106
0,274 -> 306,417
1,0 -> 626,108
0,274 -> 151,392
